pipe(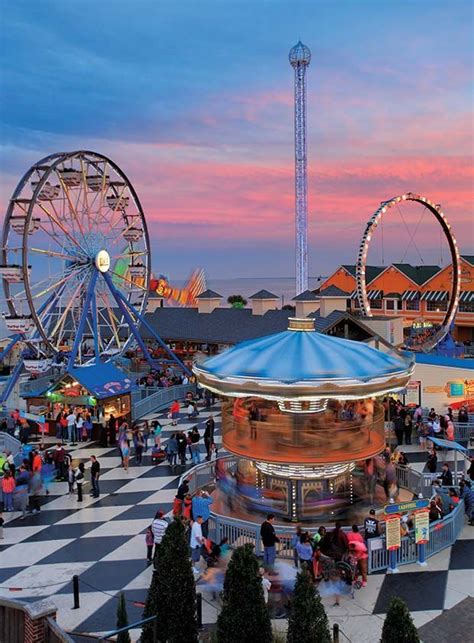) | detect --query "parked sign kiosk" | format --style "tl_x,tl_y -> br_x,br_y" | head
384,498 -> 430,572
